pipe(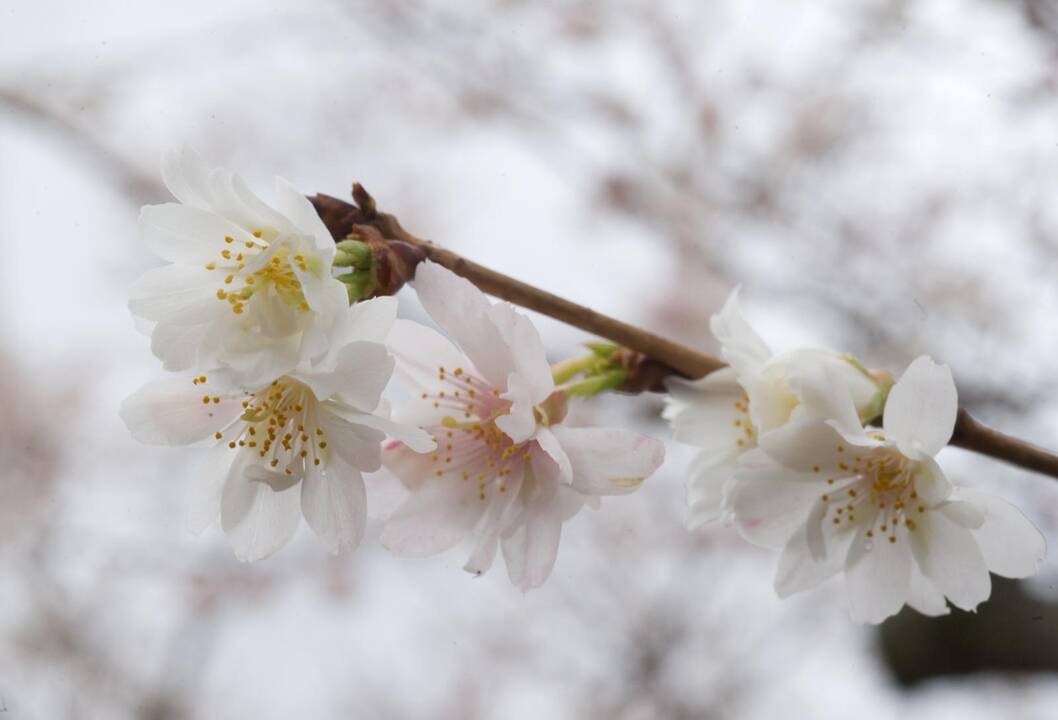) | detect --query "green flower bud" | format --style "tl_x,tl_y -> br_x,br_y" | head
563,369 -> 628,398
585,341 -> 621,359
337,269 -> 377,303
334,238 -> 374,269
842,354 -> 896,424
